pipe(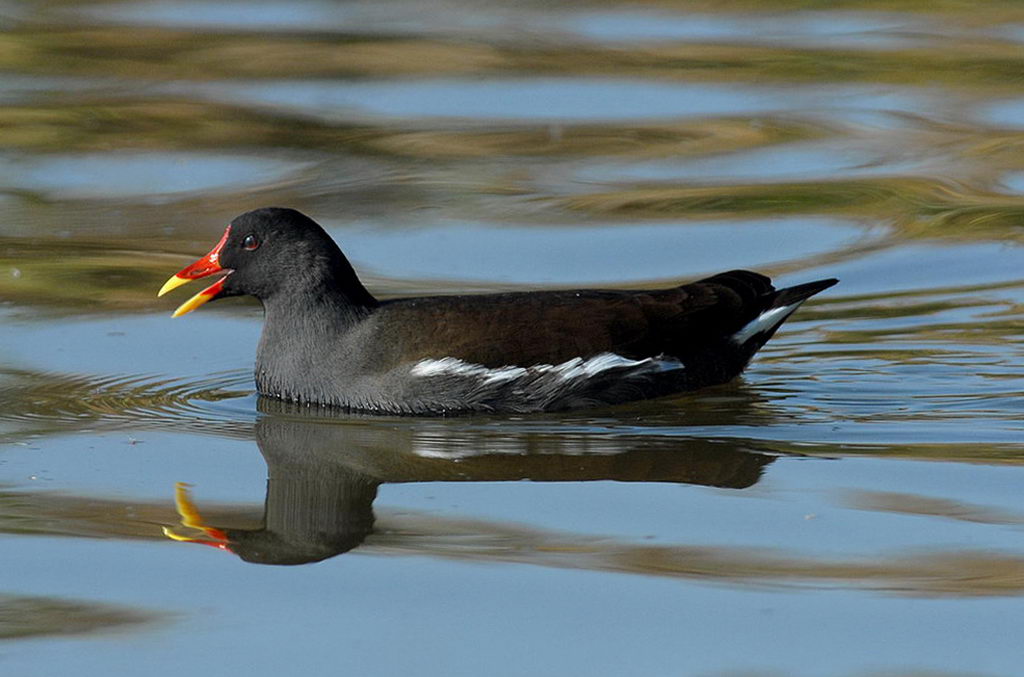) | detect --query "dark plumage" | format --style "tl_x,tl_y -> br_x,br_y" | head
159,207 -> 836,414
